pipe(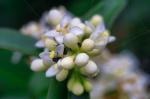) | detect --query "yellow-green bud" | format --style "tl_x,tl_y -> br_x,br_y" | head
56,69 -> 69,81
88,49 -> 100,56
84,26 -> 92,36
81,39 -> 95,52
90,15 -> 103,26
83,79 -> 92,92
45,38 -> 57,50
67,78 -> 74,91
72,81 -> 84,96
61,56 -> 74,70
